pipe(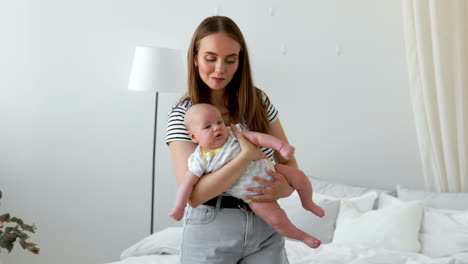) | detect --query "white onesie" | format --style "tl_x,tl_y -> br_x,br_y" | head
187,125 -> 274,202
